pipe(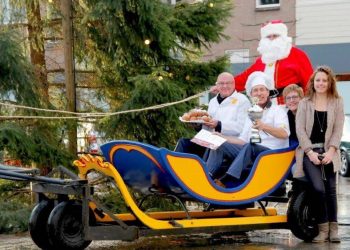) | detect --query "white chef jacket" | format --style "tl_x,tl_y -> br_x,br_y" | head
207,91 -> 250,136
238,103 -> 290,149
